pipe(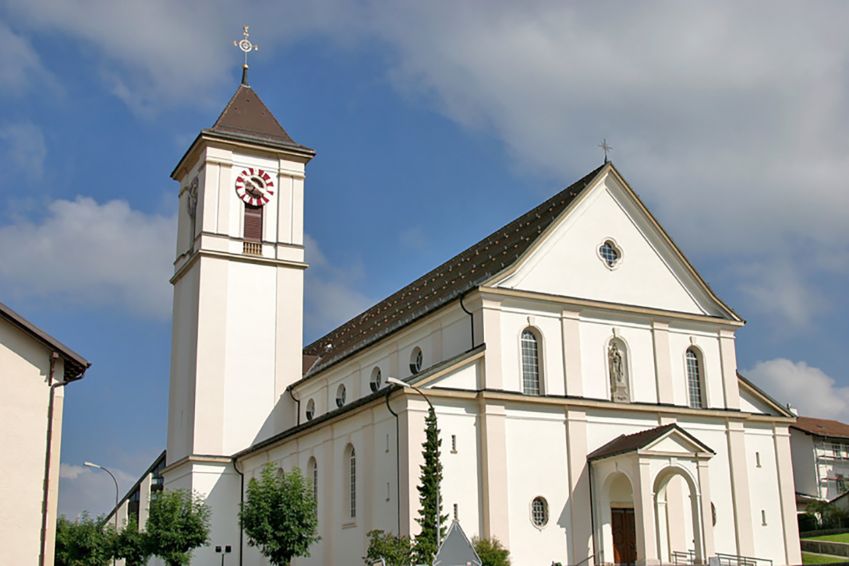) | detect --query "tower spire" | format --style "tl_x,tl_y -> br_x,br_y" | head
233,25 -> 259,86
